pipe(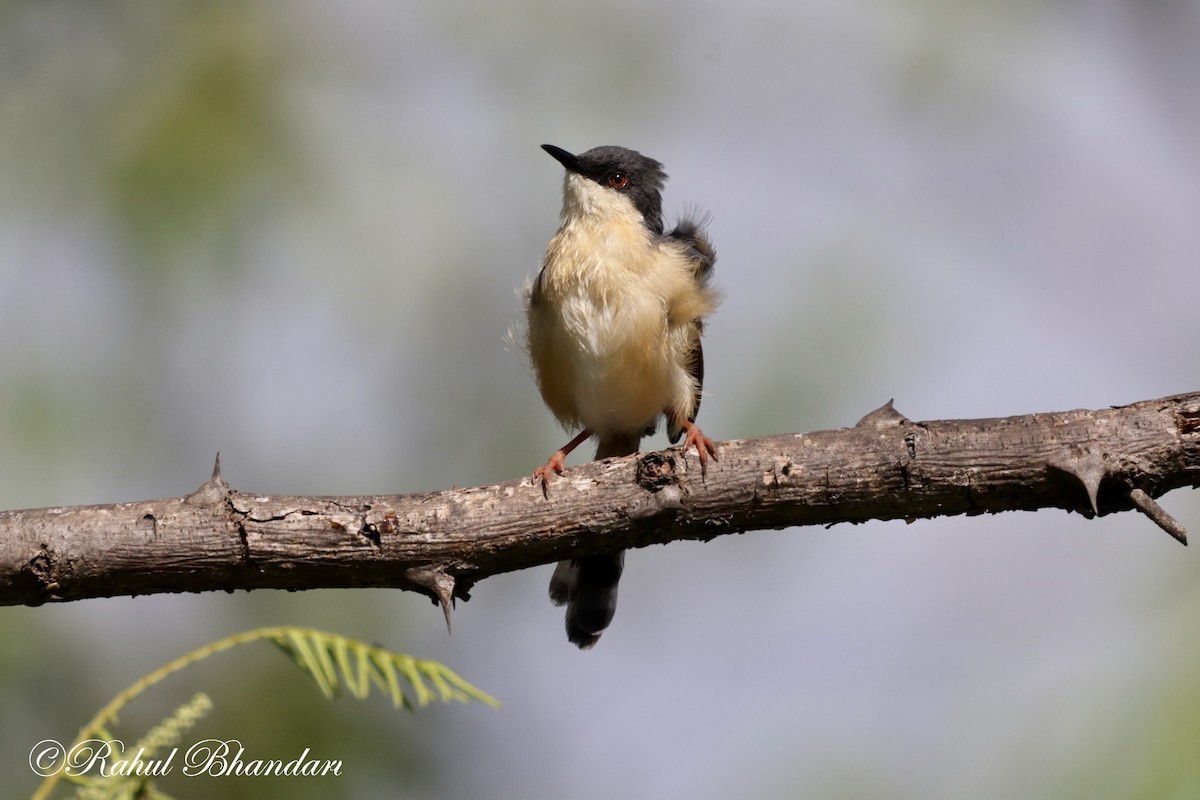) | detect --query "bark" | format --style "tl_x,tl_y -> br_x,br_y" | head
1,392 -> 1197,621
